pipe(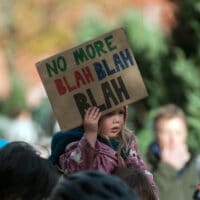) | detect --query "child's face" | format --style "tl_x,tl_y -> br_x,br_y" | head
156,117 -> 187,150
99,108 -> 125,139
